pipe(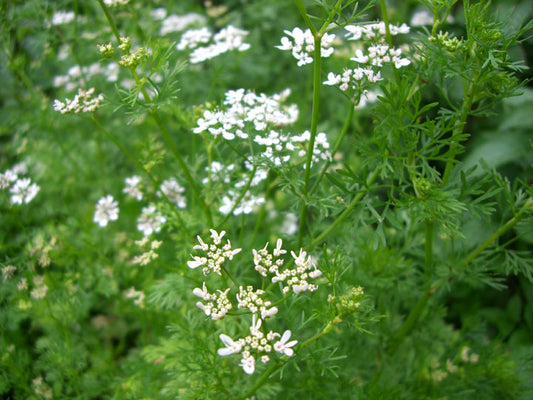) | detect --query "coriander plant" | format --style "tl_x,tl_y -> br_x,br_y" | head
1,0 -> 533,399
